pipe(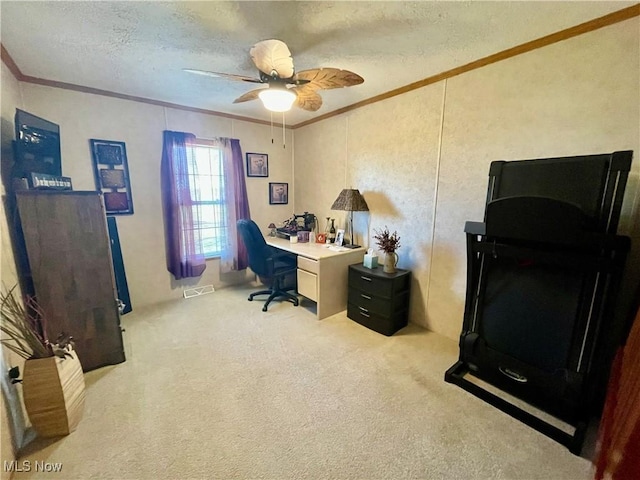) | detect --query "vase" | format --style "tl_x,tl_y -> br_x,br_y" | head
383,252 -> 398,274
22,349 -> 85,438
